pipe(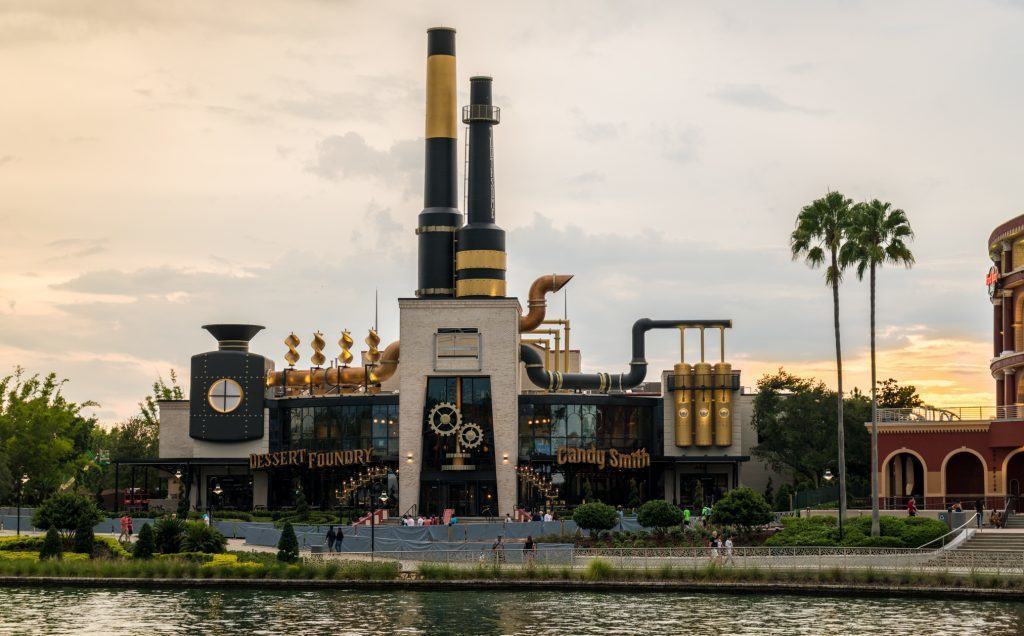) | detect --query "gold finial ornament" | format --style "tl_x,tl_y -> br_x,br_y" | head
311,331 -> 326,367
339,329 -> 354,366
284,333 -> 301,367
365,328 -> 381,364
